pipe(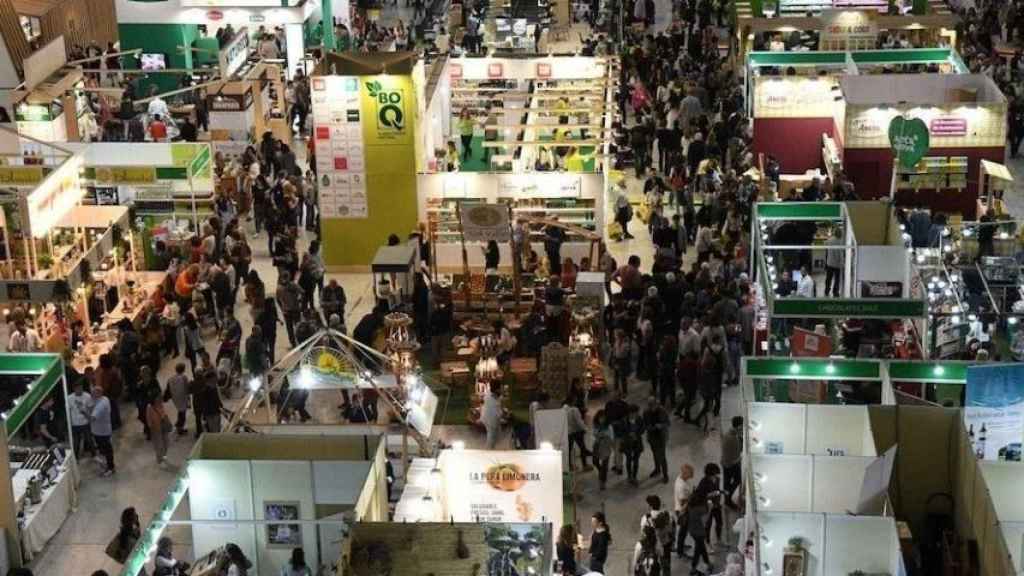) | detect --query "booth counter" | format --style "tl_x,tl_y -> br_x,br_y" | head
120,433 -> 389,576
0,354 -> 75,569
